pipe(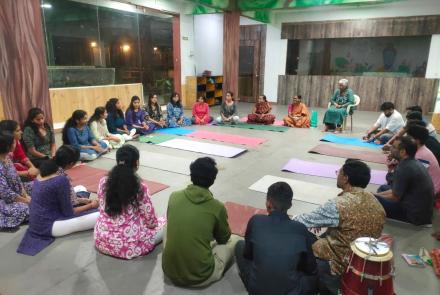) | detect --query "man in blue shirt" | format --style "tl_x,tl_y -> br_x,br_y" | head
234,182 -> 318,295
